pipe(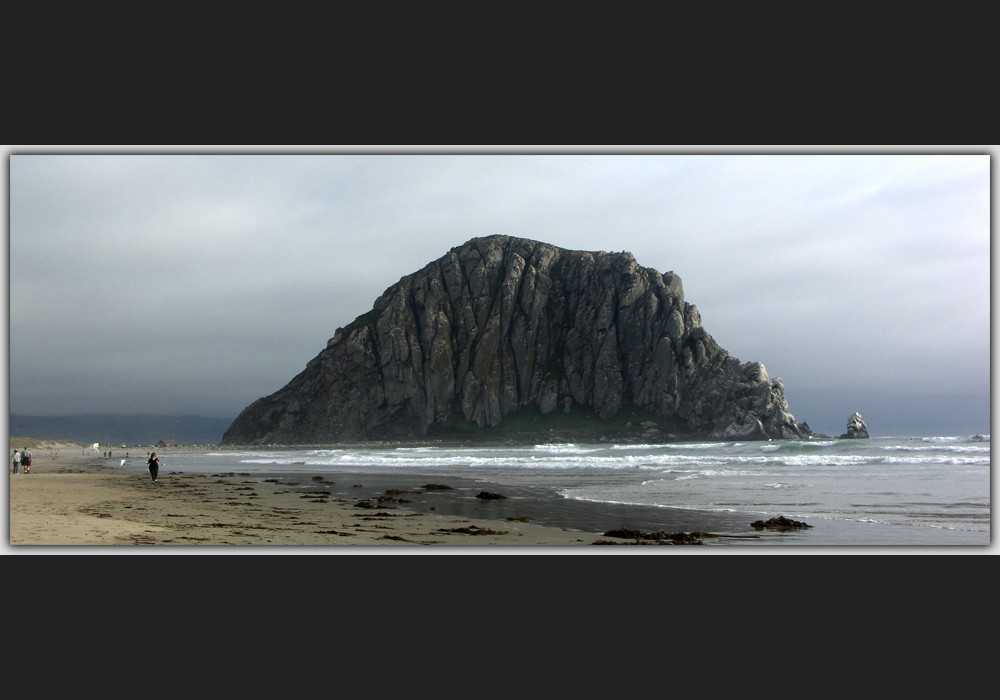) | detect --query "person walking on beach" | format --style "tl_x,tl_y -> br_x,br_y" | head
22,448 -> 32,474
147,452 -> 160,483
11,450 -> 20,475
